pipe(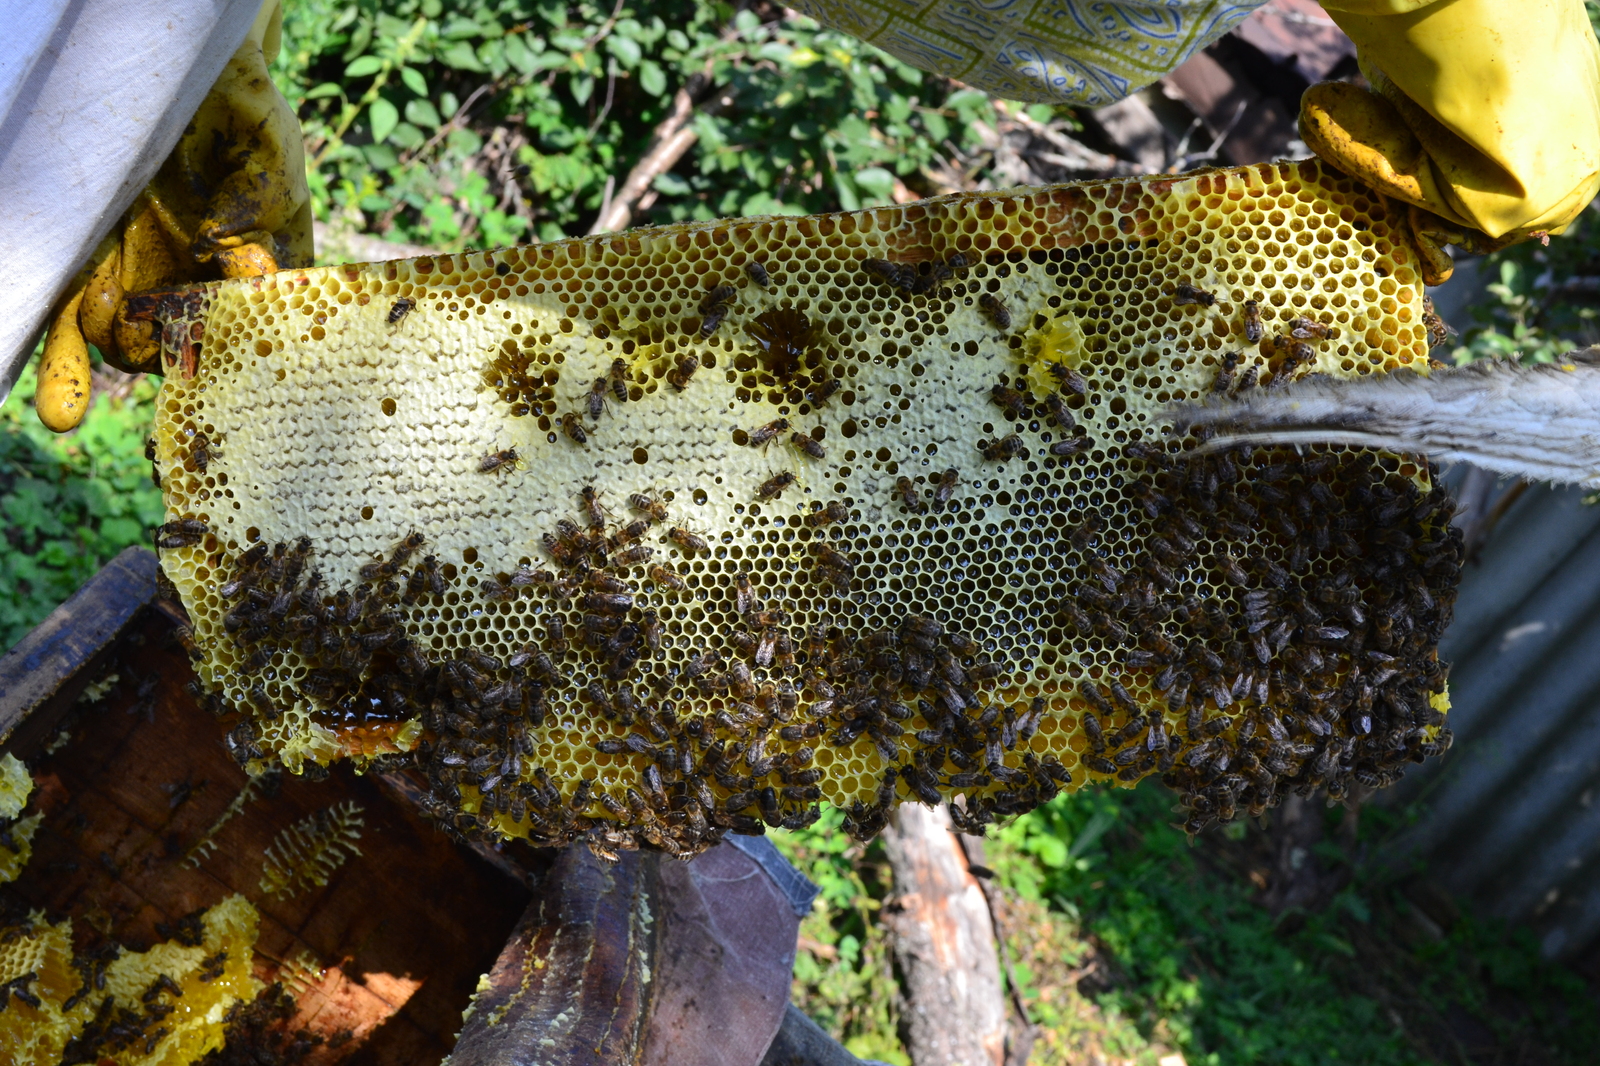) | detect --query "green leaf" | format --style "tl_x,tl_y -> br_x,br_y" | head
399,65 -> 428,96
852,166 -> 894,203
607,34 -> 642,68
405,98 -> 442,129
441,41 -> 486,72
369,97 -> 400,143
504,33 -> 537,75
638,60 -> 666,97
344,54 -> 383,79
304,82 -> 343,100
